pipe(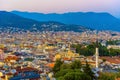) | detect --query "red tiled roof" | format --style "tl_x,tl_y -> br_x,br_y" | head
45,63 -> 55,68
5,55 -> 19,61
116,78 -> 120,80
63,57 -> 72,61
100,57 -> 120,64
16,67 -> 38,72
1,76 -> 5,78
6,73 -> 13,75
